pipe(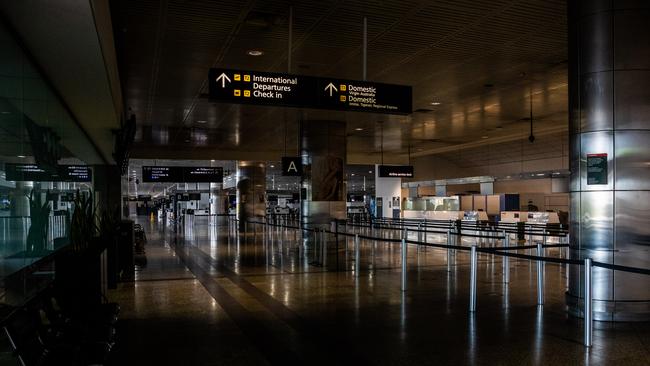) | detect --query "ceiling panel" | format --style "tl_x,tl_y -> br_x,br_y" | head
112,0 -> 568,166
